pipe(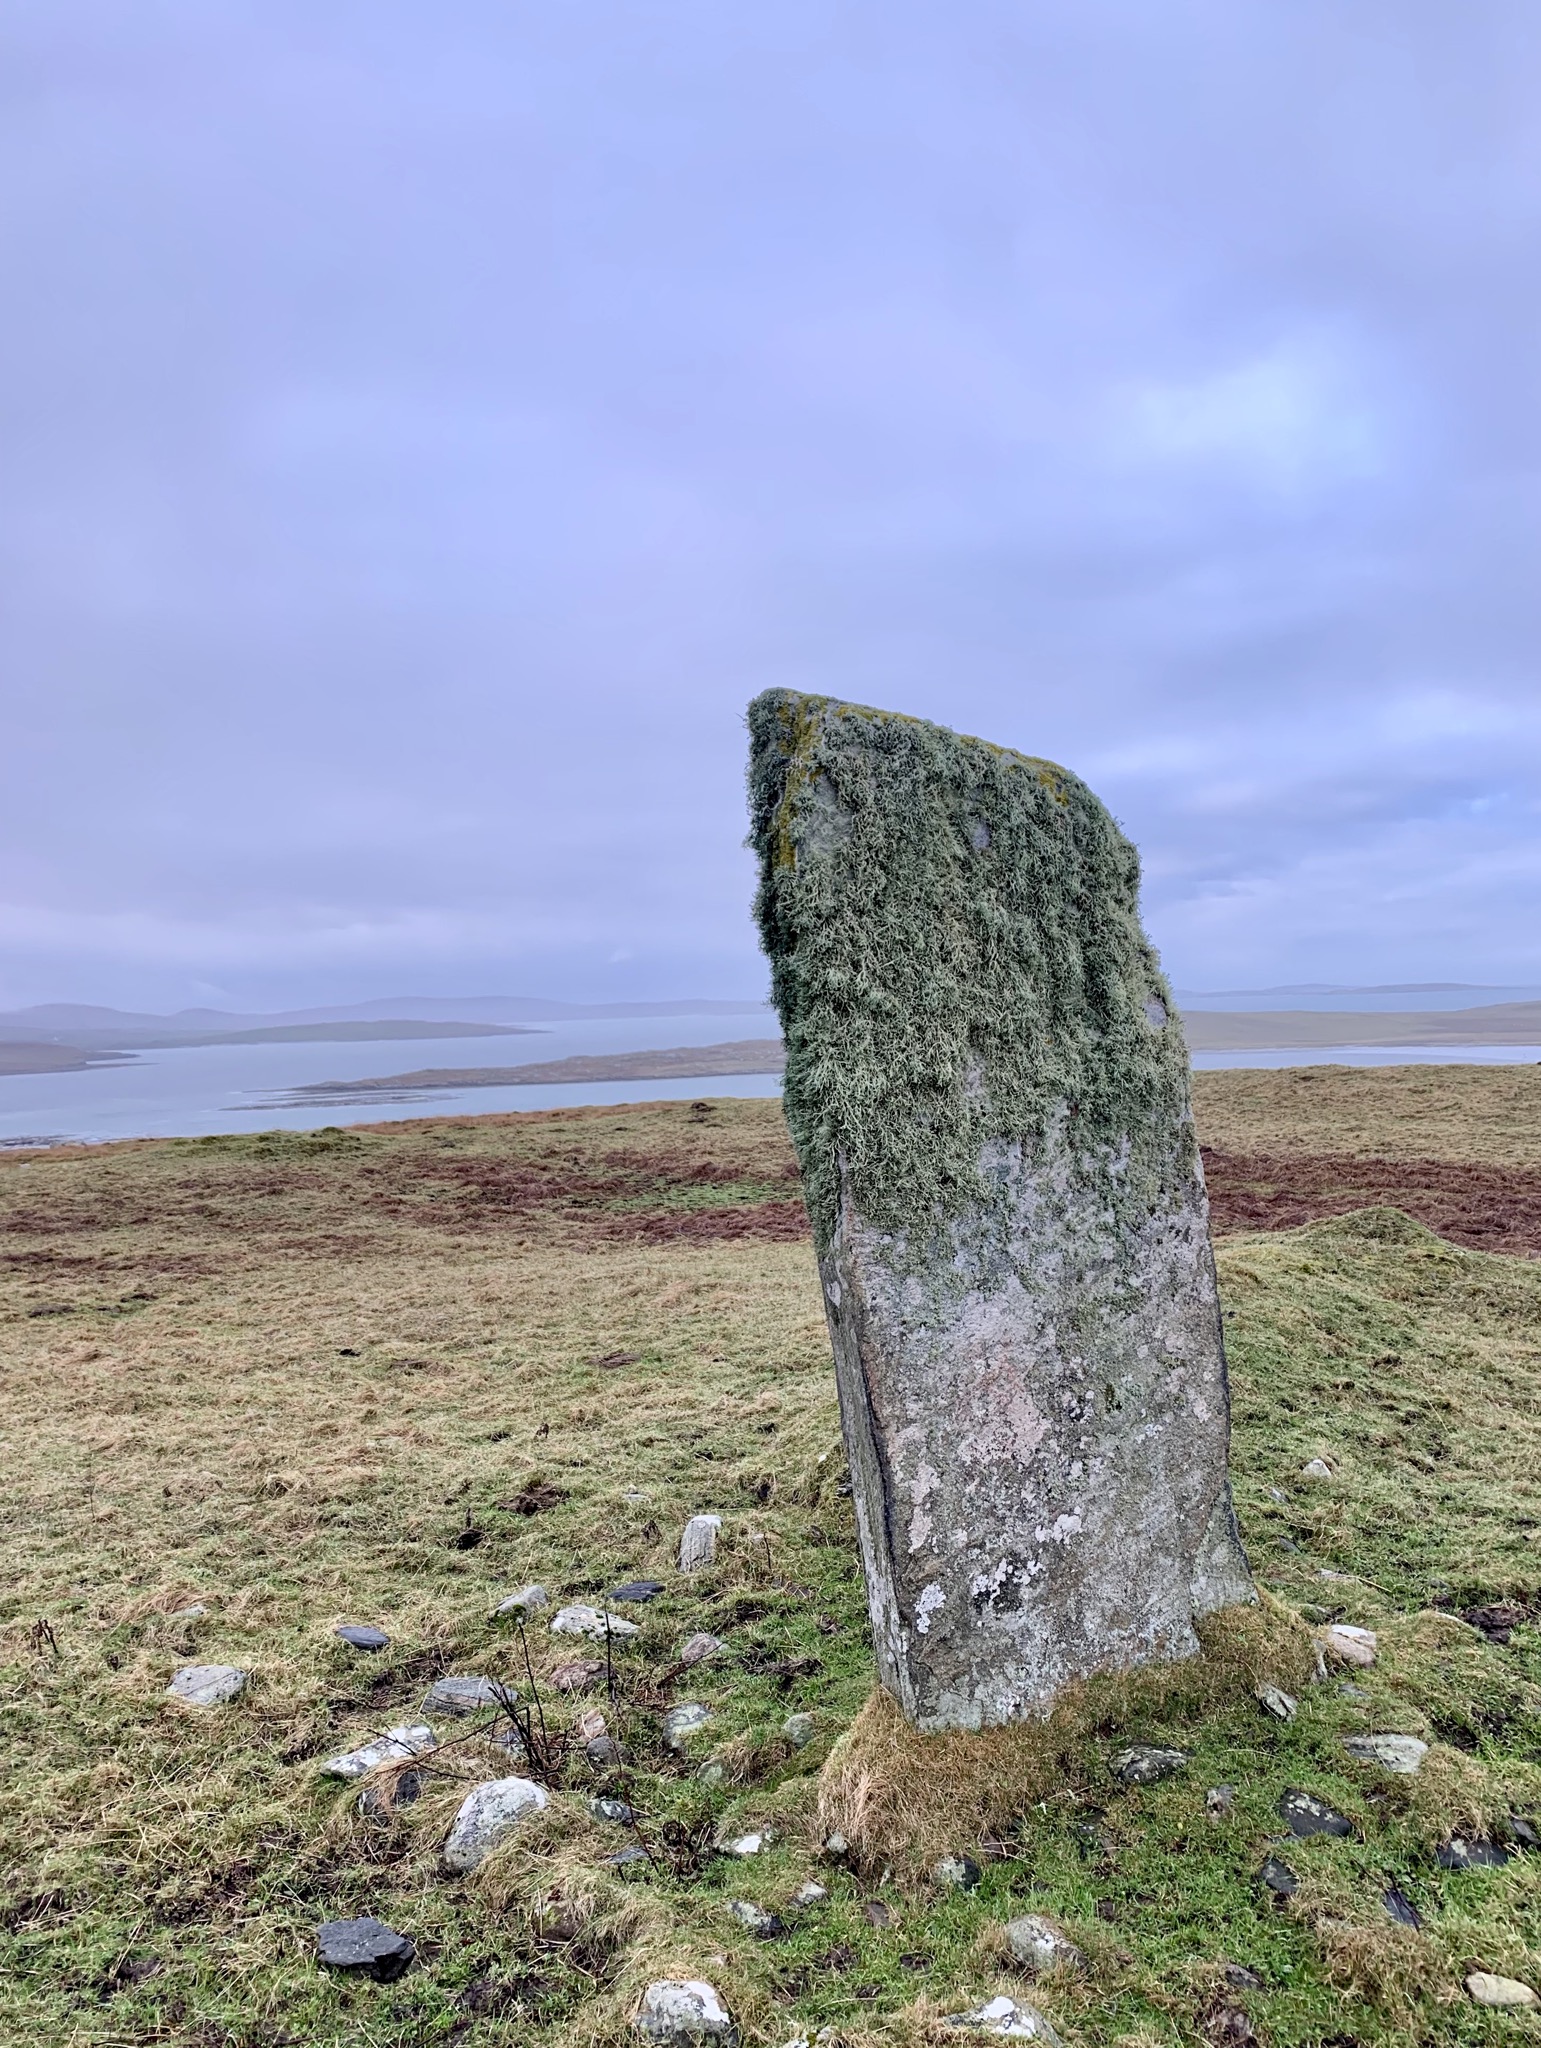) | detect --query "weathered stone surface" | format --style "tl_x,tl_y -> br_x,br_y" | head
680,1632 -> 726,1667
1114,1745 -> 1188,1786
942,1995 -> 1061,2041
494,1584 -> 548,1616
933,1854 -> 982,1890
1003,1914 -> 1085,1974
727,1899 -> 786,1937
1439,1836 -> 1509,1869
634,1979 -> 736,2045
679,1514 -> 723,1571
748,691 -> 1253,1730
321,1724 -> 436,1779
552,1604 -> 639,1640
1467,1973 -> 1537,2010
1259,1856 -> 1298,1896
1257,1685 -> 1297,1722
423,1674 -> 512,1716
335,1624 -> 389,1651
662,1702 -> 712,1748
1321,1624 -> 1377,1668
442,1776 -> 548,1872
316,1915 -> 415,1981
1279,1788 -> 1352,1839
783,1711 -> 816,1748
166,1664 -> 246,1707
1344,1733 -> 1427,1775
